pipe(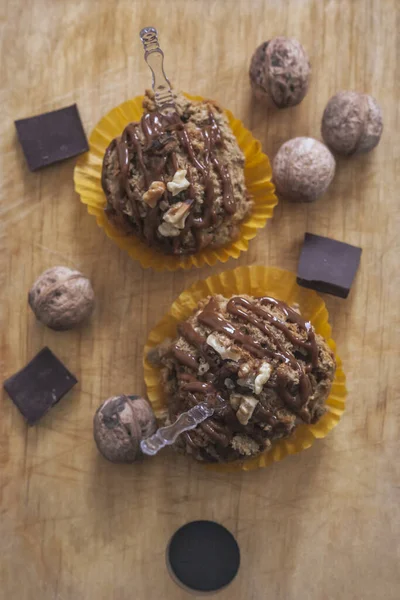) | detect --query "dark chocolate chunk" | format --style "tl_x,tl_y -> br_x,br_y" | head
167,521 -> 240,593
15,104 -> 89,171
297,232 -> 362,298
4,347 -> 77,425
